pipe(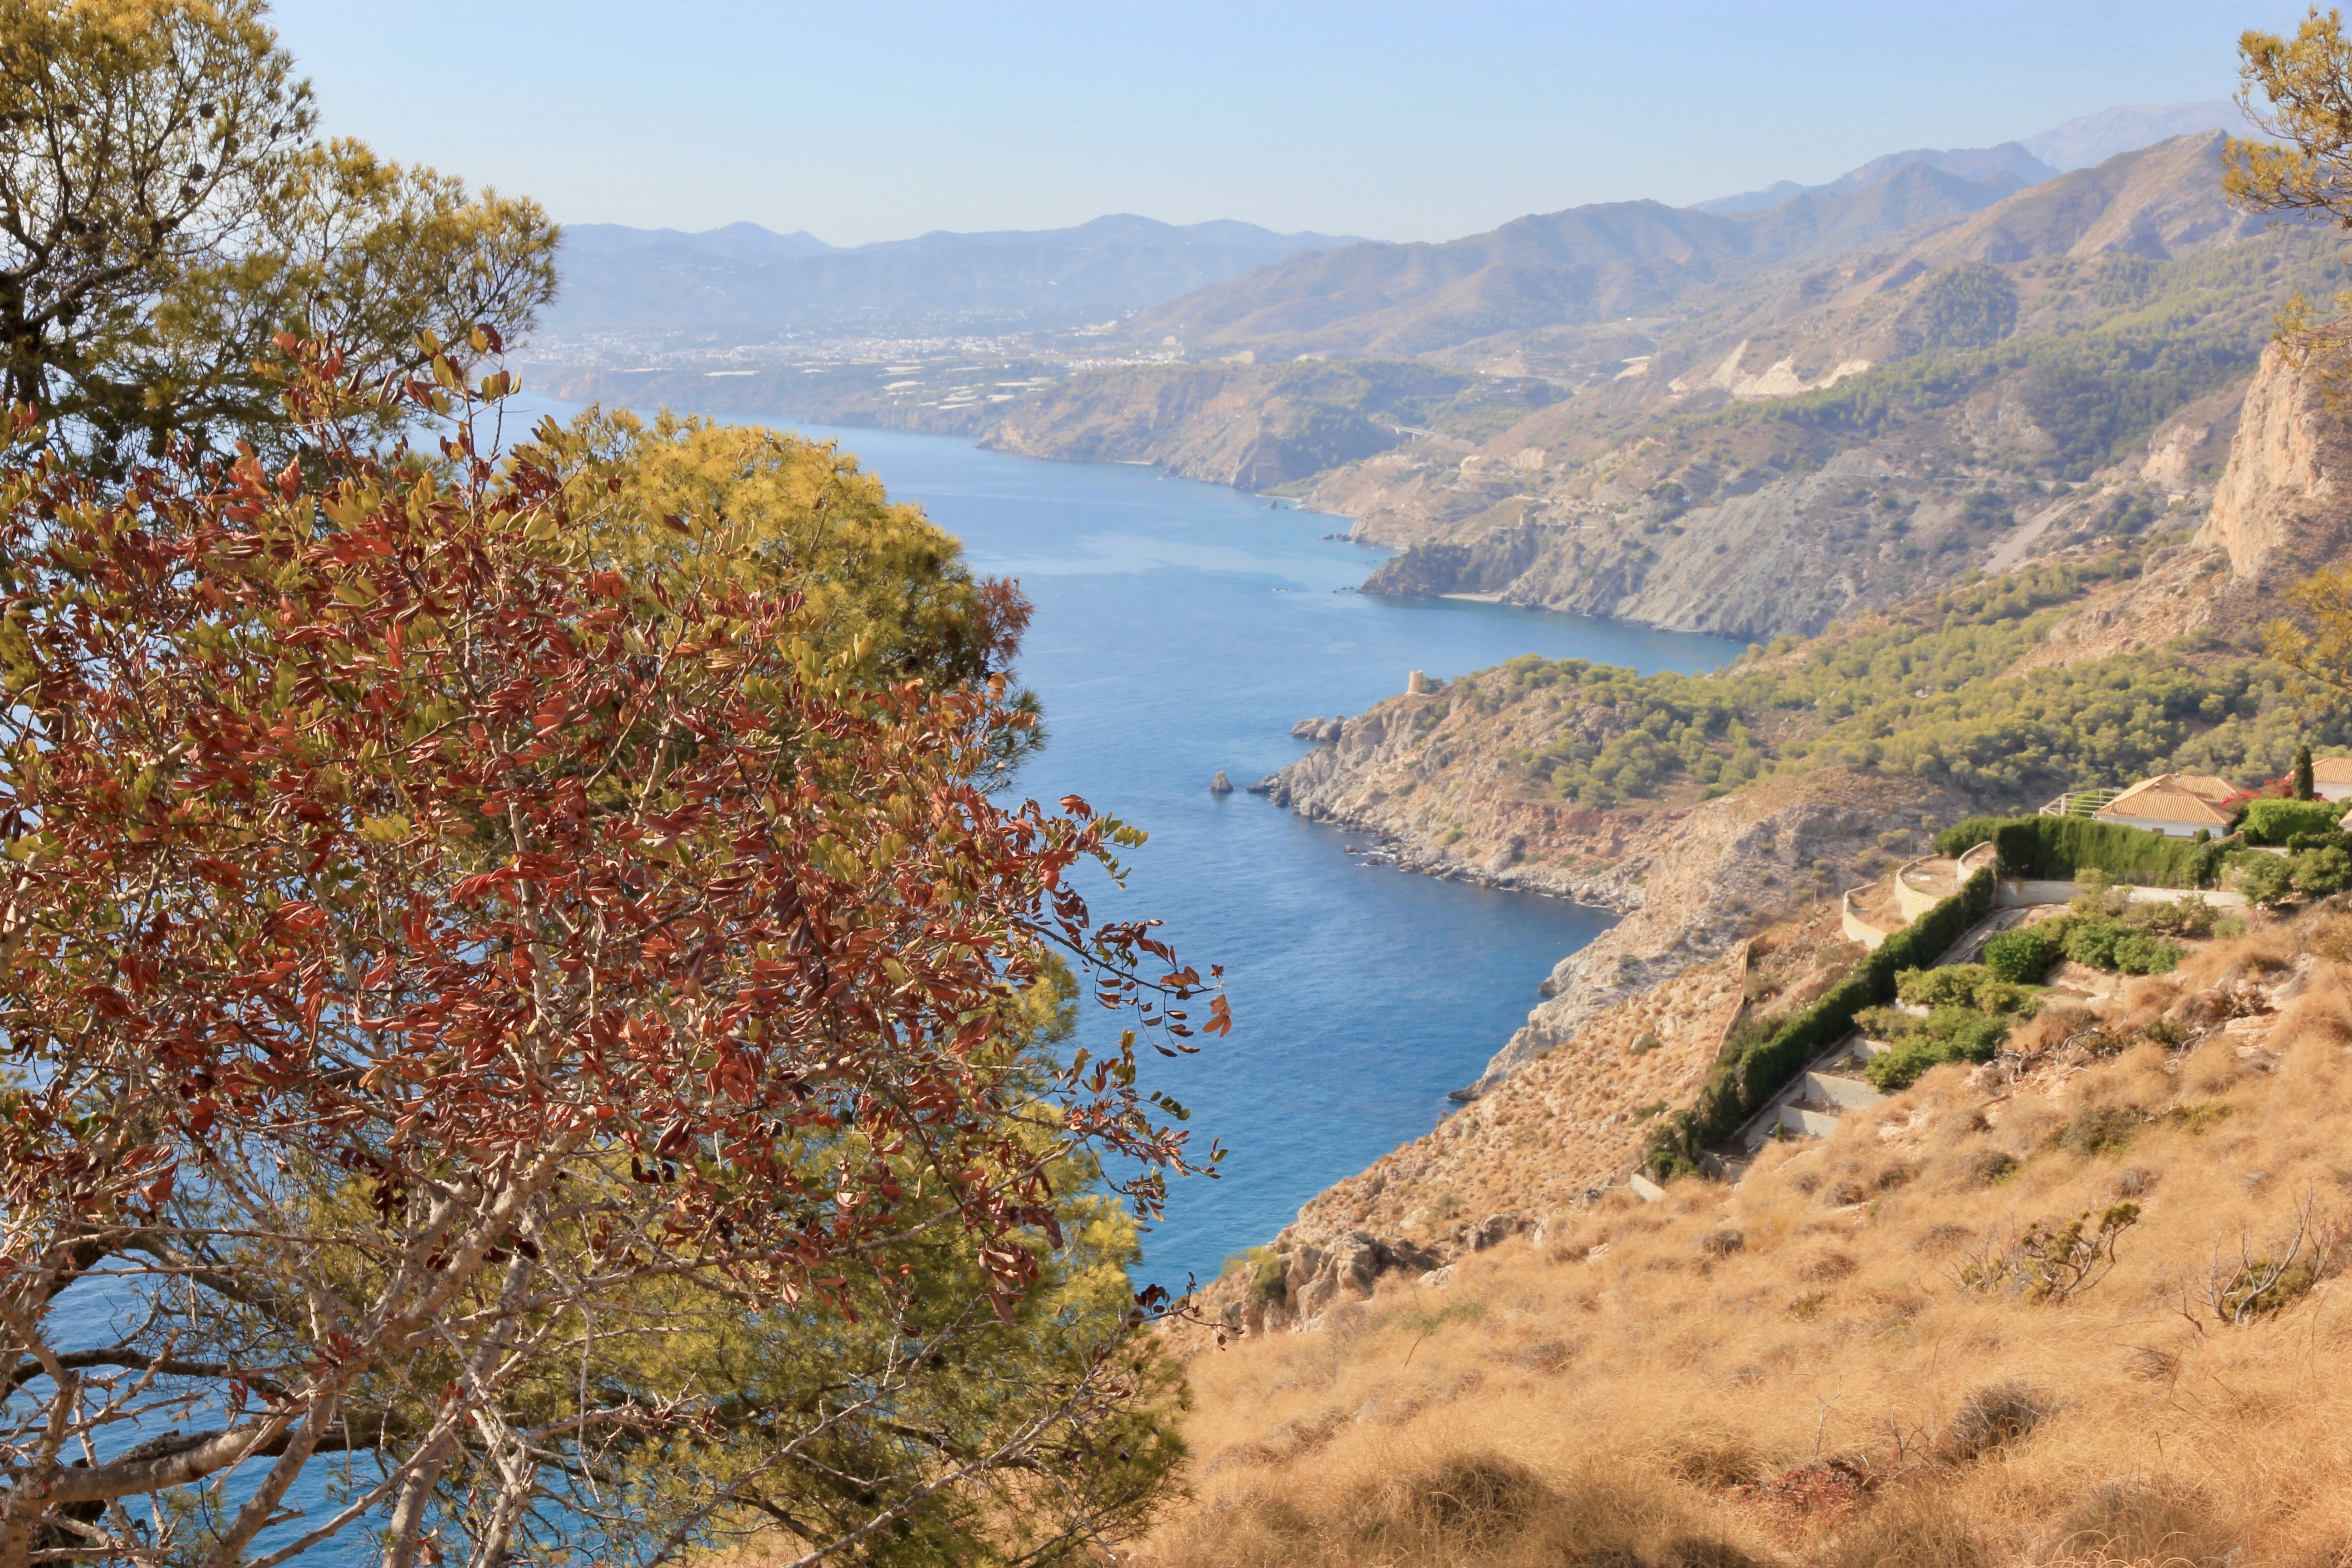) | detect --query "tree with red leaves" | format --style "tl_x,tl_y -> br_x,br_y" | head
0,339 -> 1225,1568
